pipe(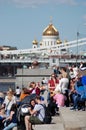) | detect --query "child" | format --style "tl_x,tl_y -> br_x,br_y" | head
53,91 -> 67,107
